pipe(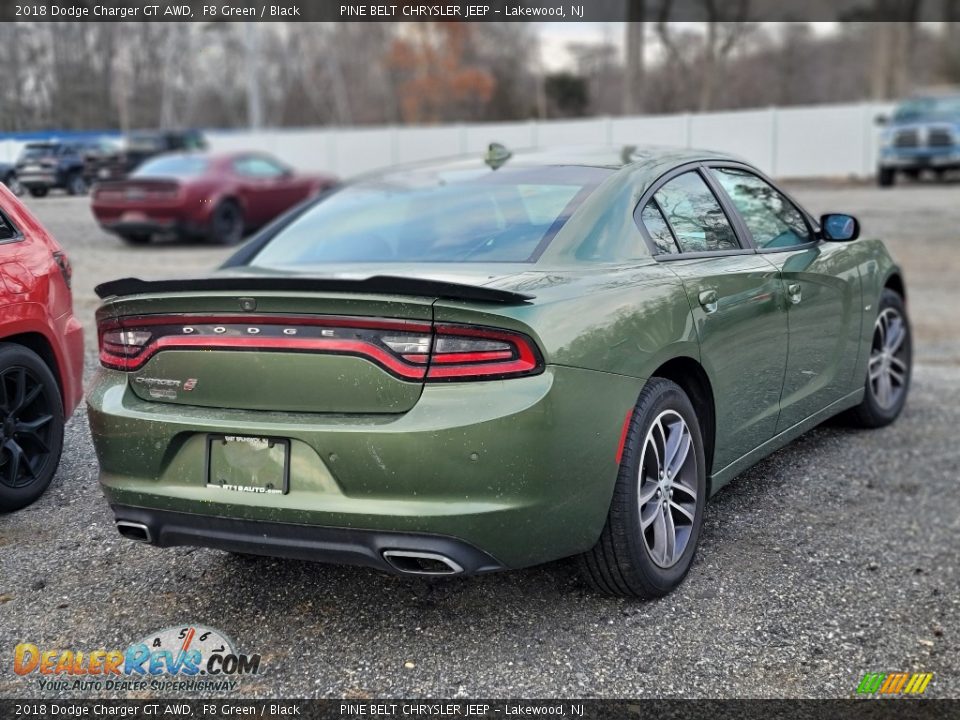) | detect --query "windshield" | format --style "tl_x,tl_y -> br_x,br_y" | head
893,96 -> 960,121
133,155 -> 209,178
250,165 -> 610,266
